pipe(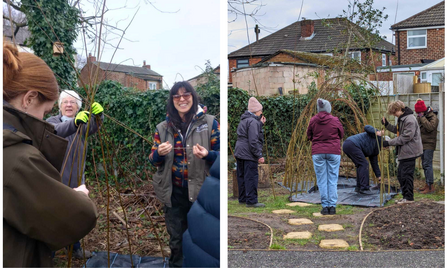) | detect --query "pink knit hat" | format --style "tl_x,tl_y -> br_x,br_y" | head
248,97 -> 263,113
